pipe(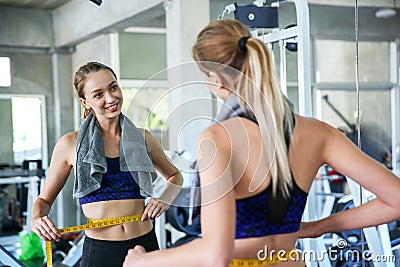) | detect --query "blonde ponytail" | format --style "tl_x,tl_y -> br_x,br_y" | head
82,107 -> 92,119
237,38 -> 294,197
193,19 -> 294,197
